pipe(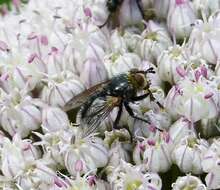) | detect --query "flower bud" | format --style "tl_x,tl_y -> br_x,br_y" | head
12,64 -> 41,92
172,136 -> 209,174
167,0 -> 197,40
41,76 -> 84,108
110,29 -> 127,54
80,58 -> 108,88
153,0 -> 171,19
119,0 -> 143,27
42,106 -> 69,133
